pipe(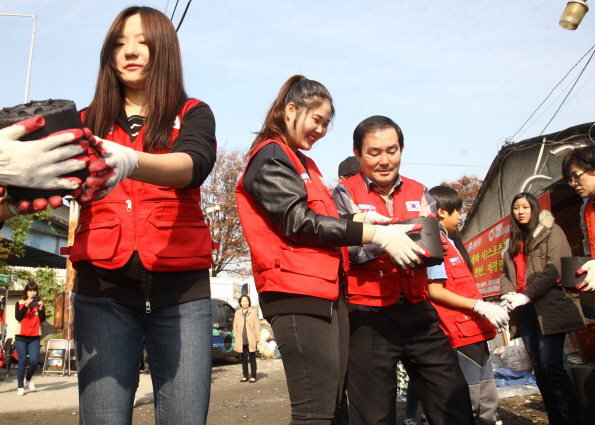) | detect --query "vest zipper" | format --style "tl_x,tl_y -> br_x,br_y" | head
146,299 -> 152,314
126,200 -> 132,212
